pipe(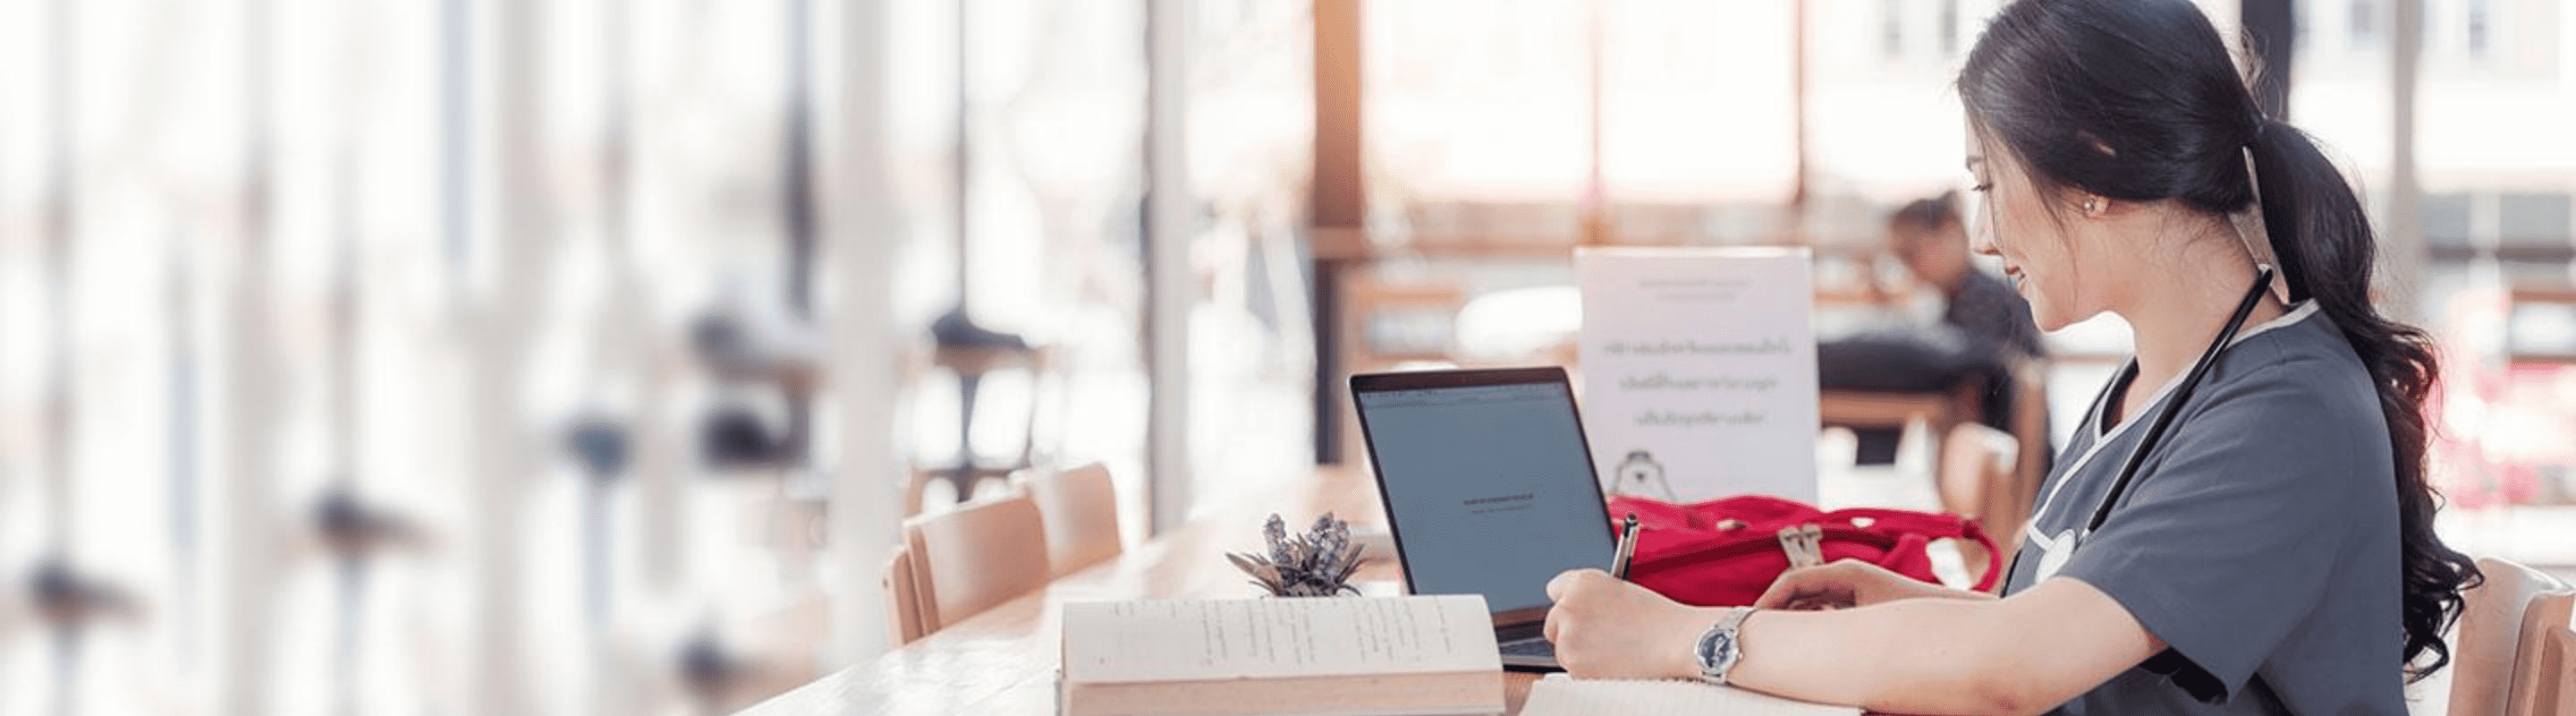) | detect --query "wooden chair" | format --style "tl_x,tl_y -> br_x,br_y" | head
1930,358 -> 2051,556
1817,390 -> 1963,437
902,492 -> 1053,632
2002,359 -> 2051,532
1023,463 -> 1123,578
2509,592 -> 2575,716
2532,624 -> 2576,716
1819,385 -> 1974,474
2449,558 -> 2575,716
881,543 -> 928,645
1935,422 -> 2020,590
